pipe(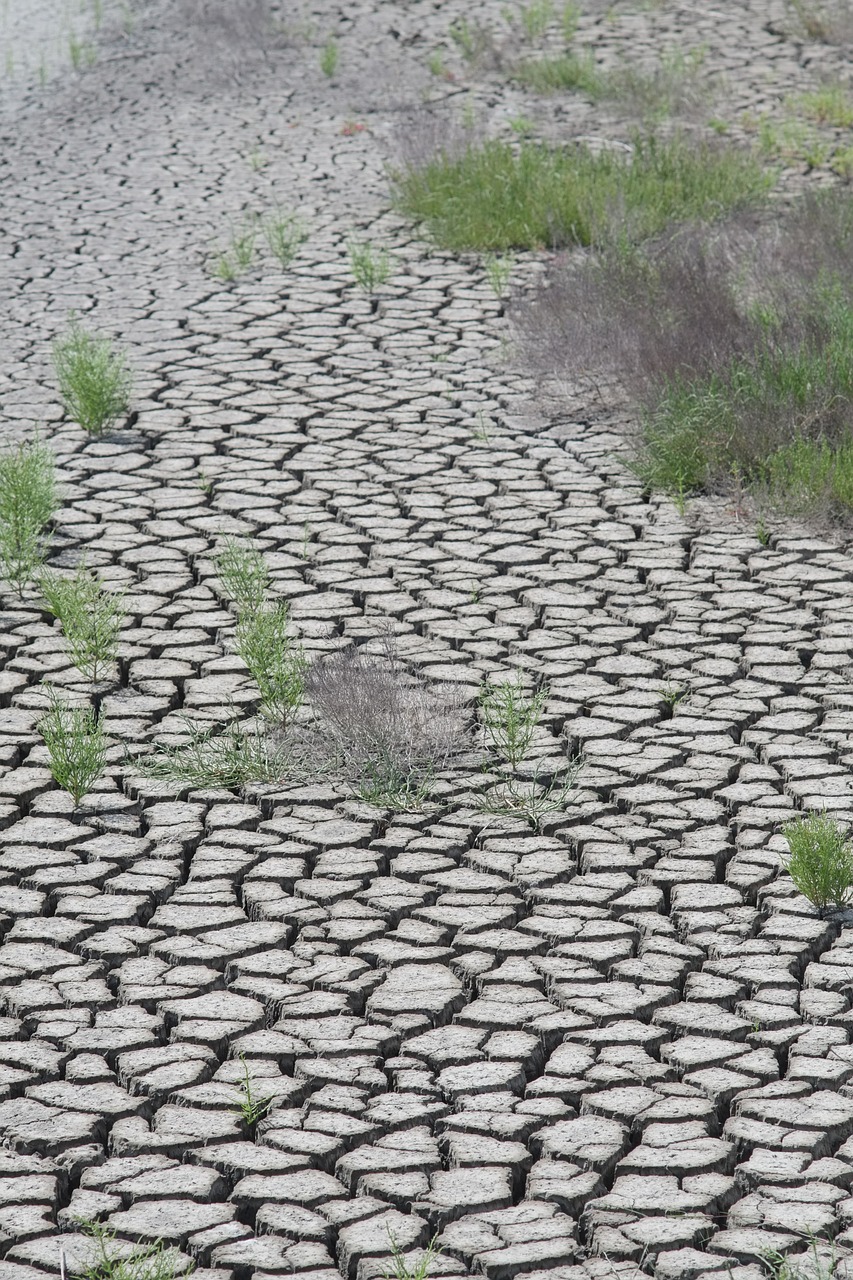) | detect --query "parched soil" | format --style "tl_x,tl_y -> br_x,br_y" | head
3,2 -> 853,1279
